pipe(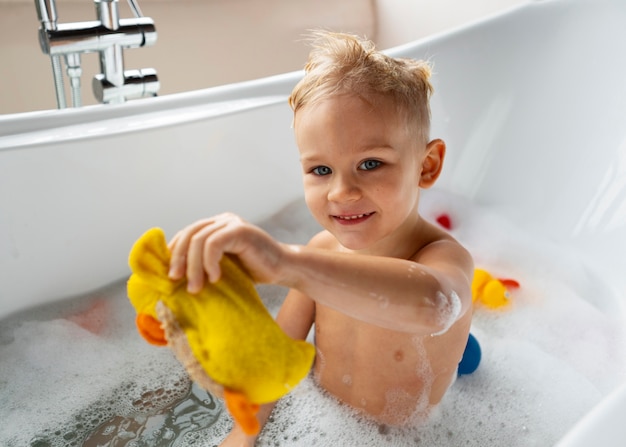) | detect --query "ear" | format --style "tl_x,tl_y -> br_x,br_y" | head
419,139 -> 446,188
